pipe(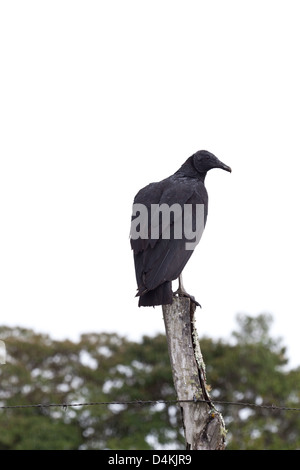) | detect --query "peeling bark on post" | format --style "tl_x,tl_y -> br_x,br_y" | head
162,297 -> 226,450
